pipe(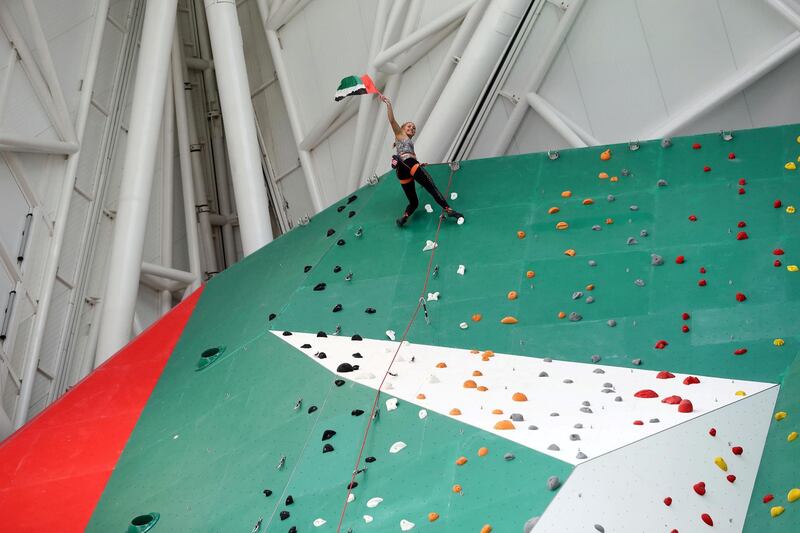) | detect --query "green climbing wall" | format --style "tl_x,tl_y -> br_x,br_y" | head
87,123 -> 800,532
